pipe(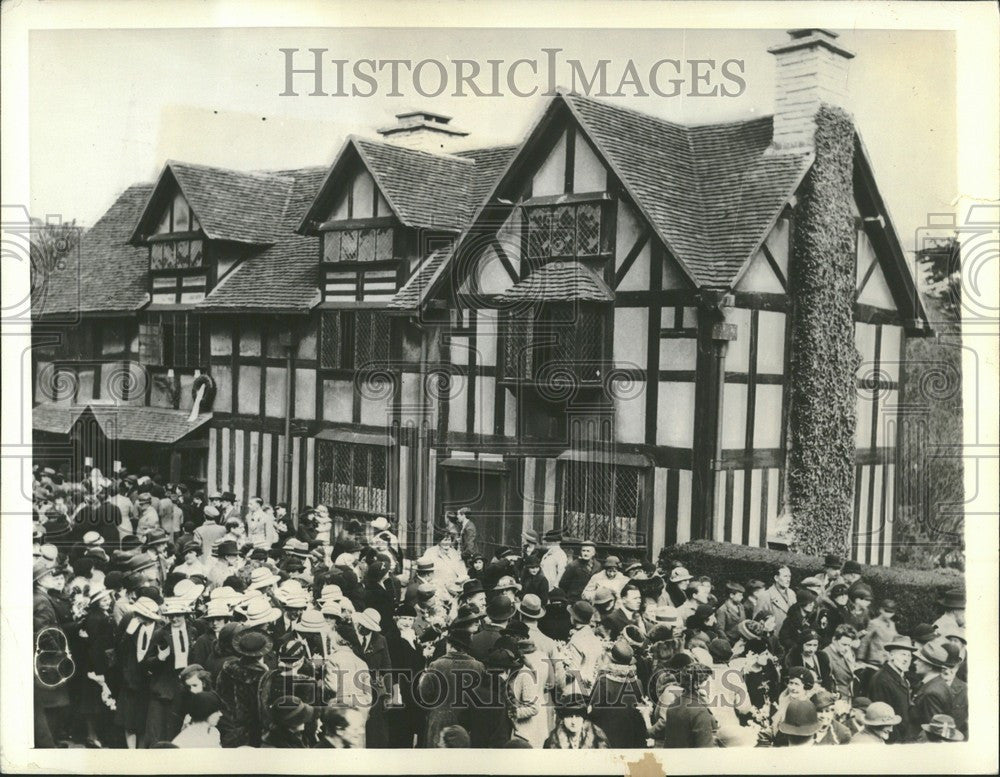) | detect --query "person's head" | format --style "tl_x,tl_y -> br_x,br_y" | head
727,584 -> 744,604
862,702 -> 901,741
886,644 -> 914,673
248,497 -> 263,512
185,691 -> 223,726
690,579 -> 712,604
841,560 -> 862,585
877,599 -> 897,621
437,531 -> 453,550
395,603 -> 416,633
831,624 -> 857,656
438,724 -> 471,748
471,555 -> 484,571
226,518 -> 244,537
621,584 -> 642,613
579,541 -> 596,562
799,629 -> 820,657
180,665 -> 212,695
823,554 -> 842,579
812,691 -> 837,731
774,565 -> 791,589
557,694 -> 589,733
753,611 -> 776,634
183,546 -> 200,564
746,579 -> 765,603
830,583 -> 849,607
850,587 -> 872,612
786,667 -> 814,698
